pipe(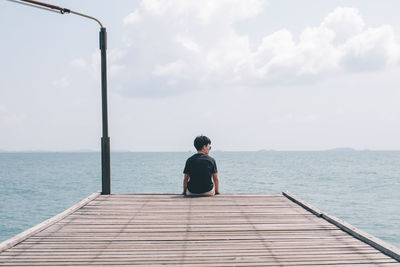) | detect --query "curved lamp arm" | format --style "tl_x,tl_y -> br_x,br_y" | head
7,0 -> 104,27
